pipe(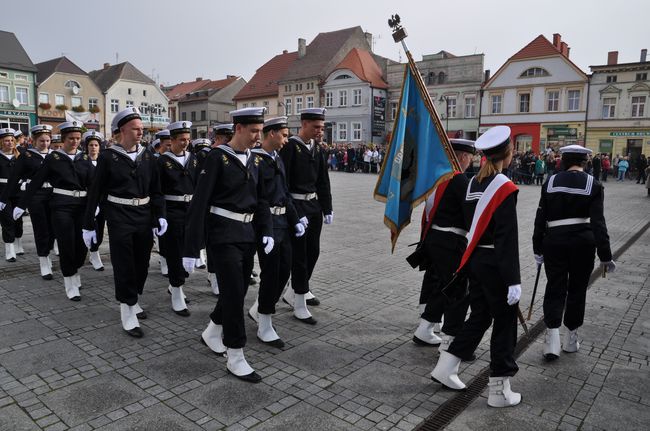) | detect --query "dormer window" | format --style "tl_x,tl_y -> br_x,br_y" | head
520,67 -> 550,78
335,74 -> 352,80
64,80 -> 81,89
